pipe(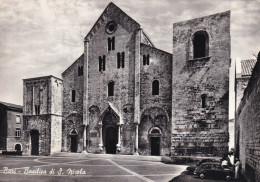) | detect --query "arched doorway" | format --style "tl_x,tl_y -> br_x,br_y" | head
15,144 -> 21,152
70,130 -> 78,153
101,107 -> 119,154
150,128 -> 161,156
30,130 -> 39,155
105,127 -> 118,154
